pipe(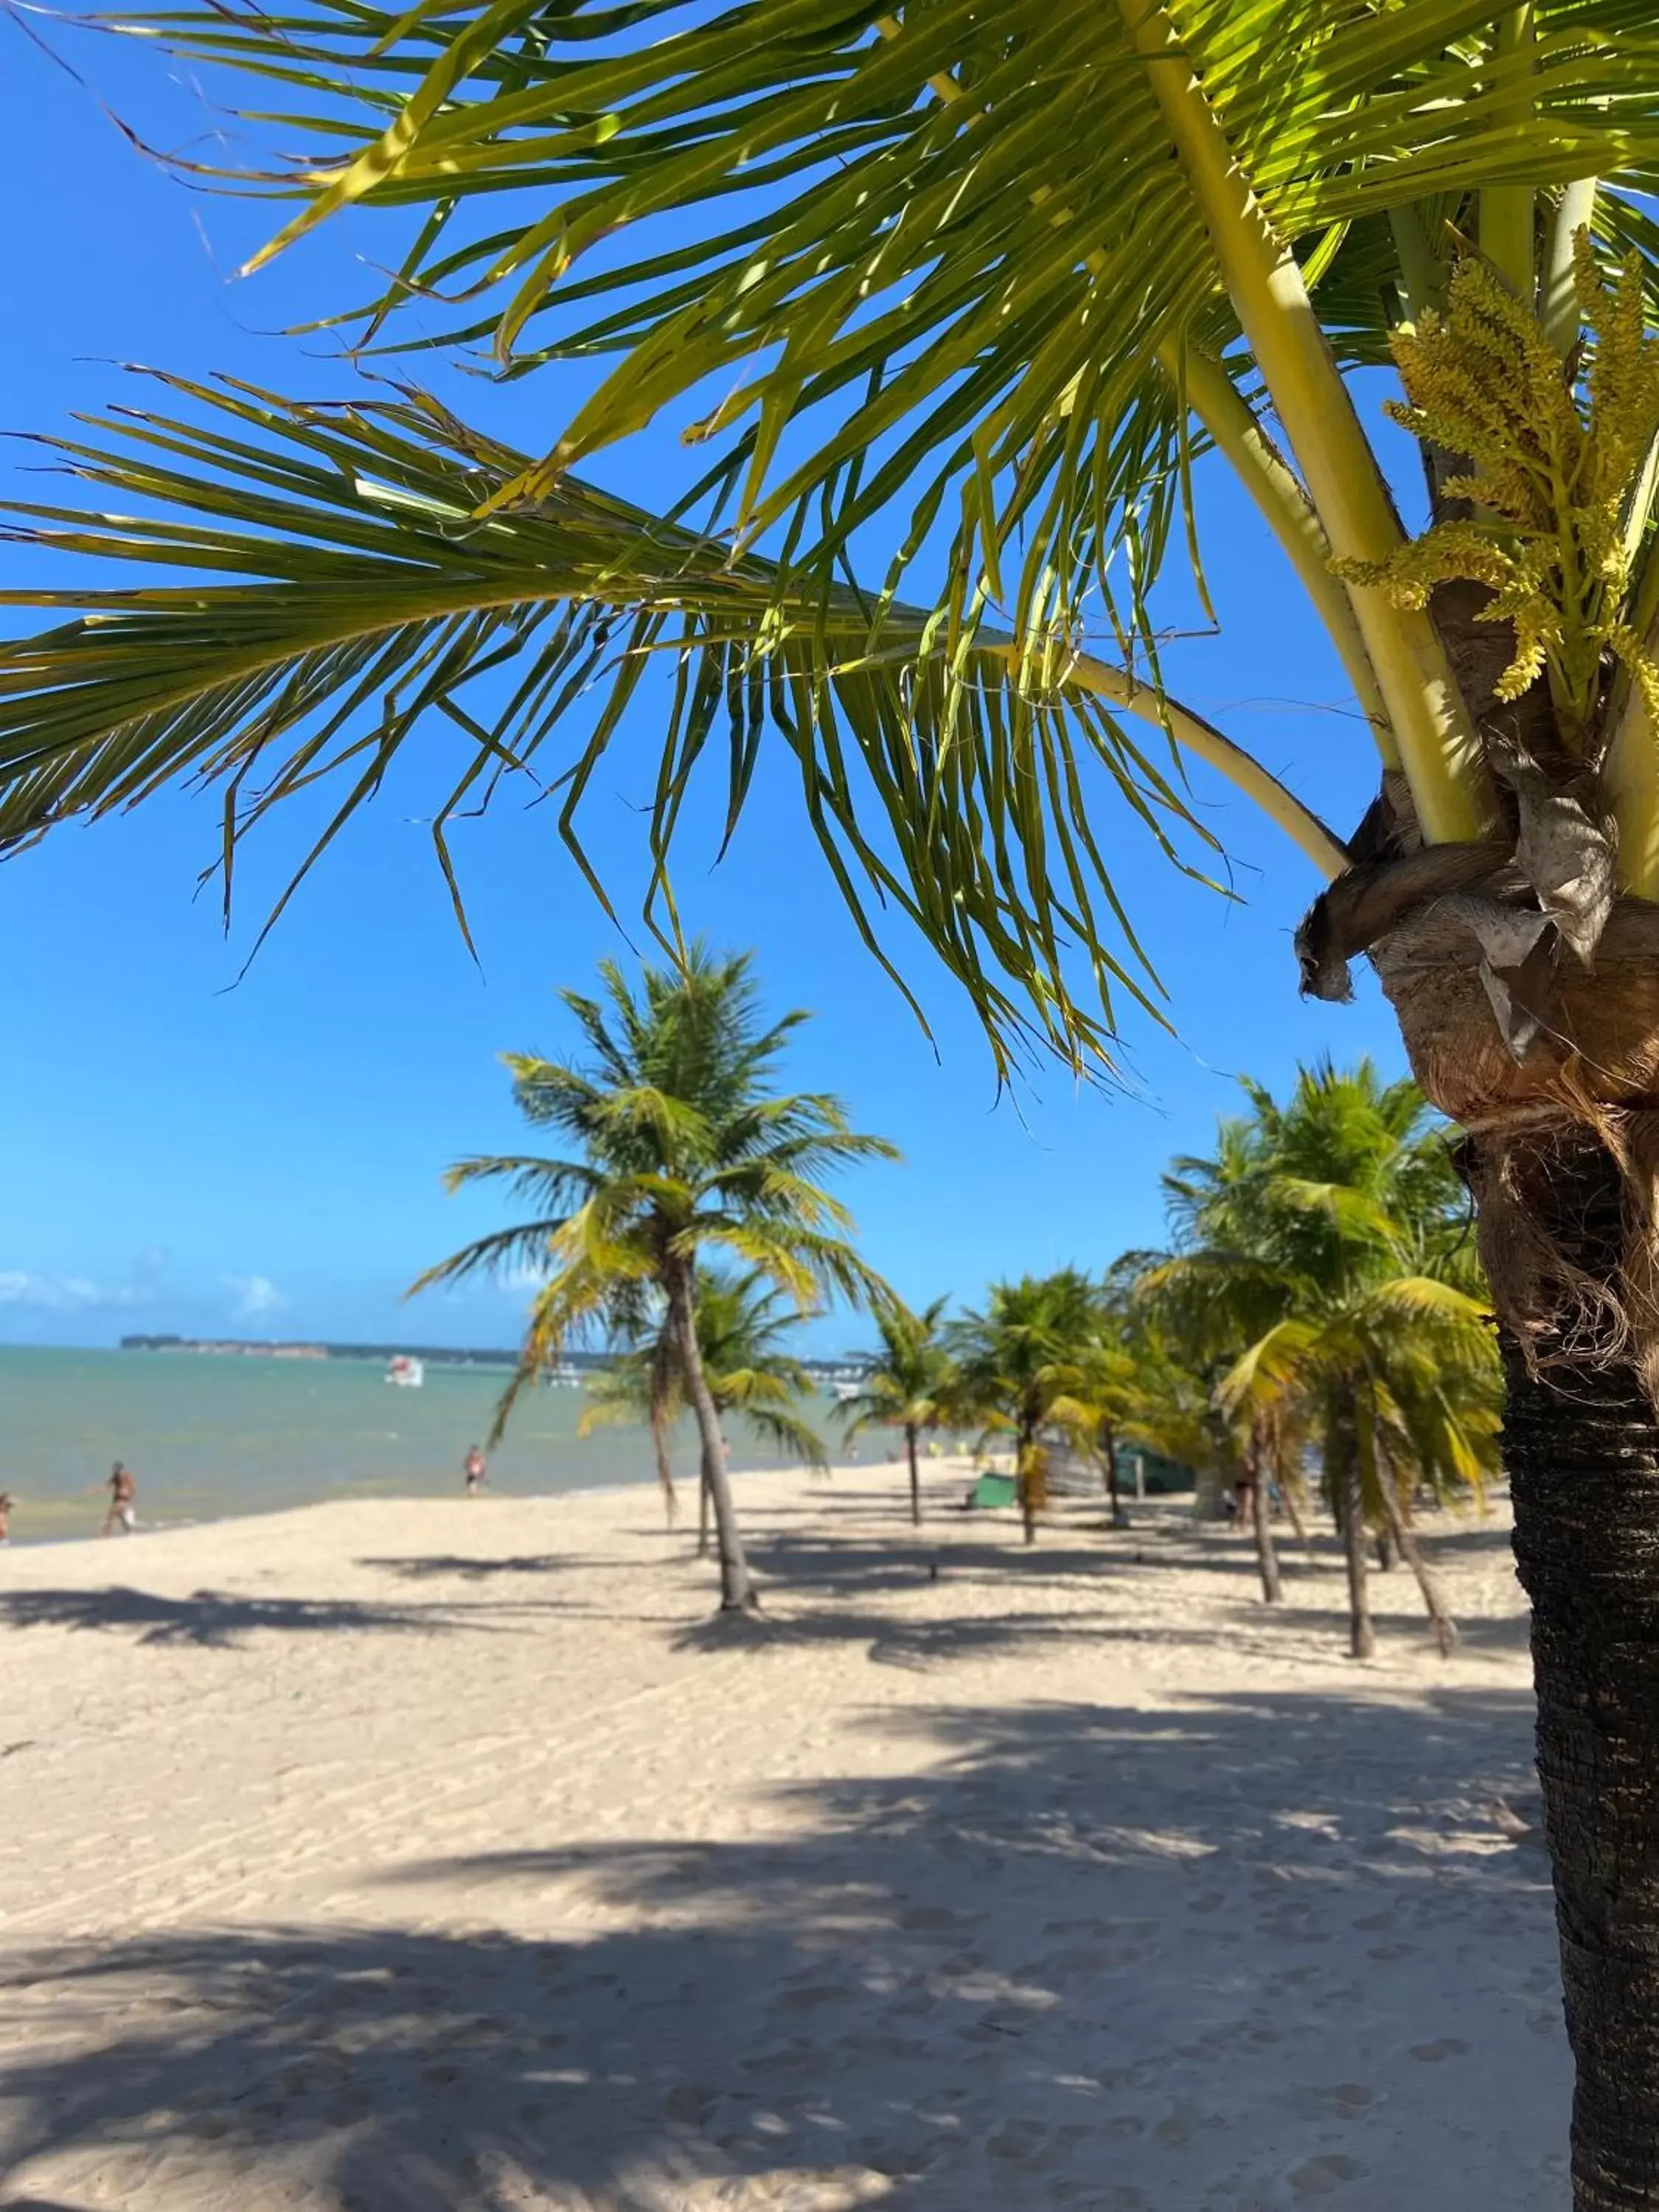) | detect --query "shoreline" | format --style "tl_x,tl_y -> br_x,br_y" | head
0,1453 -> 960,1553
